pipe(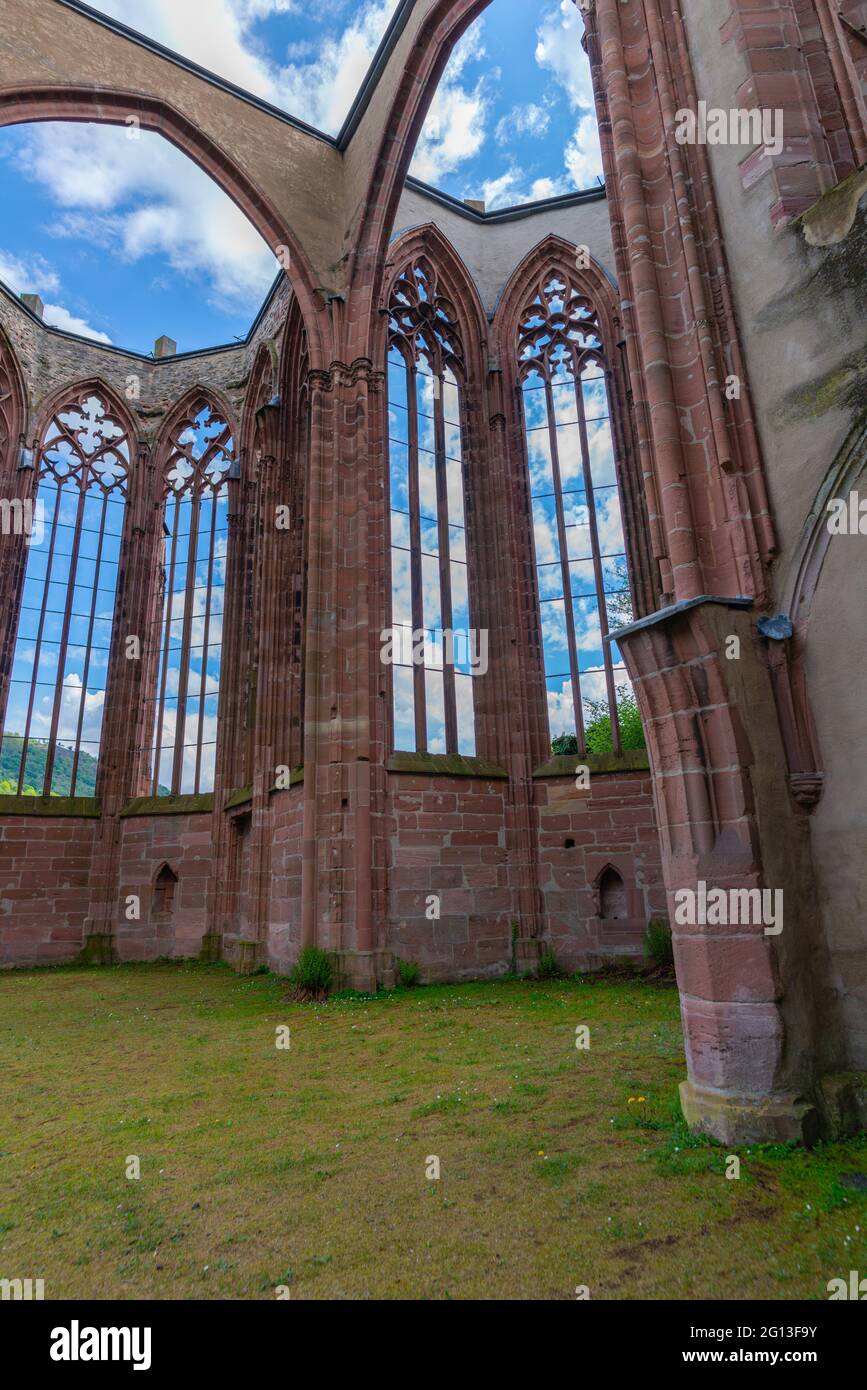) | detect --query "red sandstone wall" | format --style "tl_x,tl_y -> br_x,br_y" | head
267,787 -> 304,975
0,817 -> 97,965
386,775 -> 518,980
384,771 -> 663,981
115,813 -> 215,961
0,778 -> 663,977
535,771 -> 667,973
